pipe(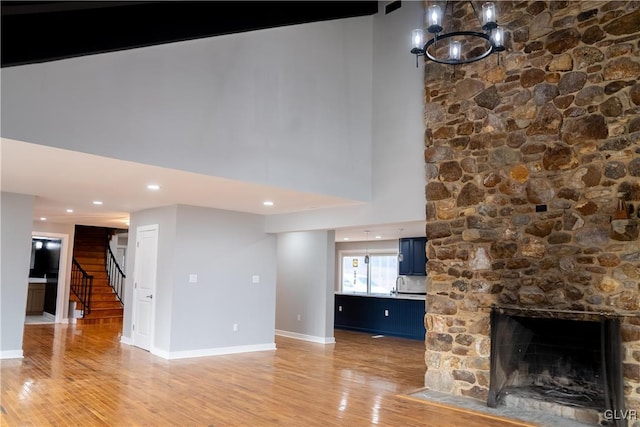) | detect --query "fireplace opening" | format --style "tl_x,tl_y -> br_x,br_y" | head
488,309 -> 626,426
